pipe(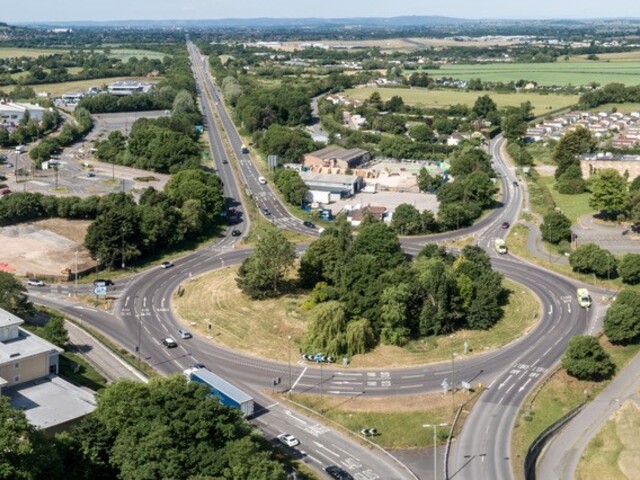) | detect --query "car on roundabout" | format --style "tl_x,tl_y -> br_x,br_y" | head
161,337 -> 178,348
325,465 -> 354,480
